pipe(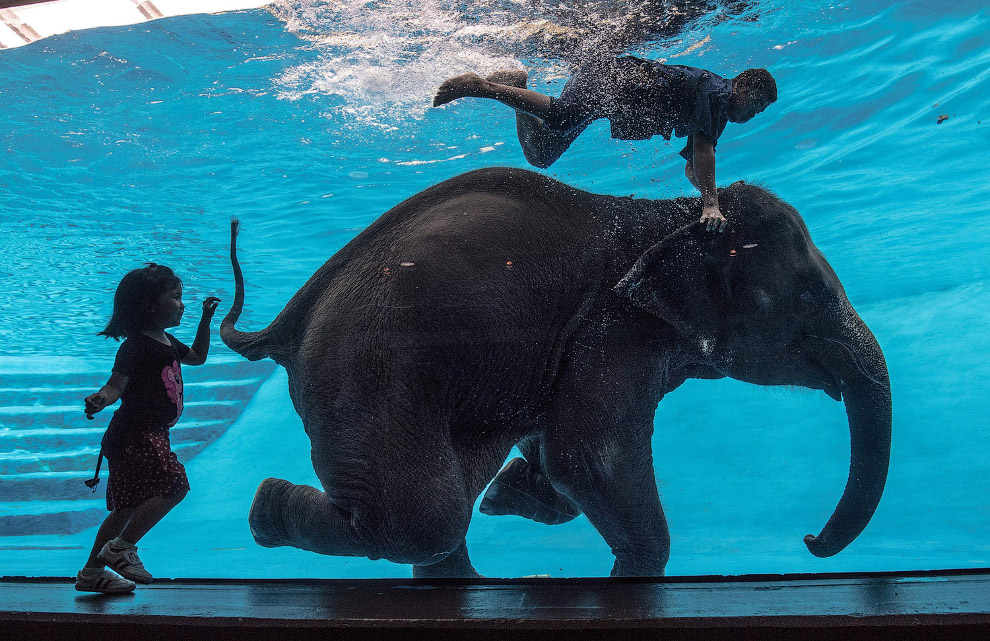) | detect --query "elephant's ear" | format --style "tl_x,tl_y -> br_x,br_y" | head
614,222 -> 737,339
